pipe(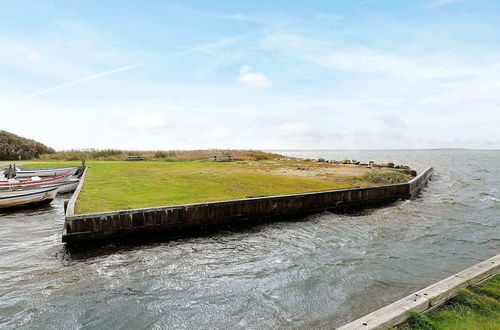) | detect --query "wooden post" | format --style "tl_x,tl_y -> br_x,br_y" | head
7,164 -> 13,179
